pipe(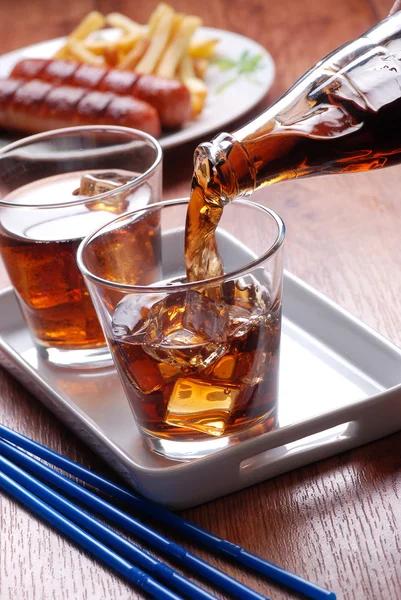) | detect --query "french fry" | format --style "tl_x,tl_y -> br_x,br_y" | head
53,45 -> 72,60
193,58 -> 209,79
102,47 -> 120,68
156,16 -> 201,78
178,55 -> 208,116
135,4 -> 176,74
117,49 -> 128,65
83,39 -> 116,55
53,11 -> 105,60
69,11 -> 105,41
148,3 -> 171,35
169,13 -> 185,38
105,13 -> 144,36
84,32 -> 143,55
114,32 -> 145,51
190,79 -> 208,115
186,77 -> 208,116
67,39 -> 106,66
178,53 -> 195,79
189,38 -> 219,59
119,38 -> 150,69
